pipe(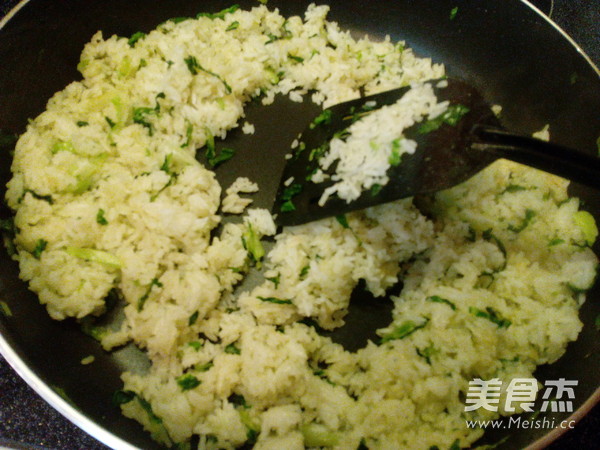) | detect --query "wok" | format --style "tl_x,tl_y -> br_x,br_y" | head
0,0 -> 599,449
